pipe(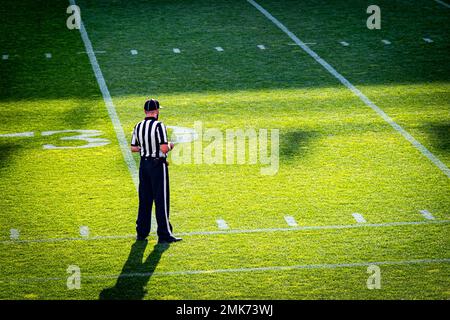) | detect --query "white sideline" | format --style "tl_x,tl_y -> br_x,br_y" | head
247,0 -> 450,179
6,258 -> 450,283
434,0 -> 450,8
1,219 -> 449,245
